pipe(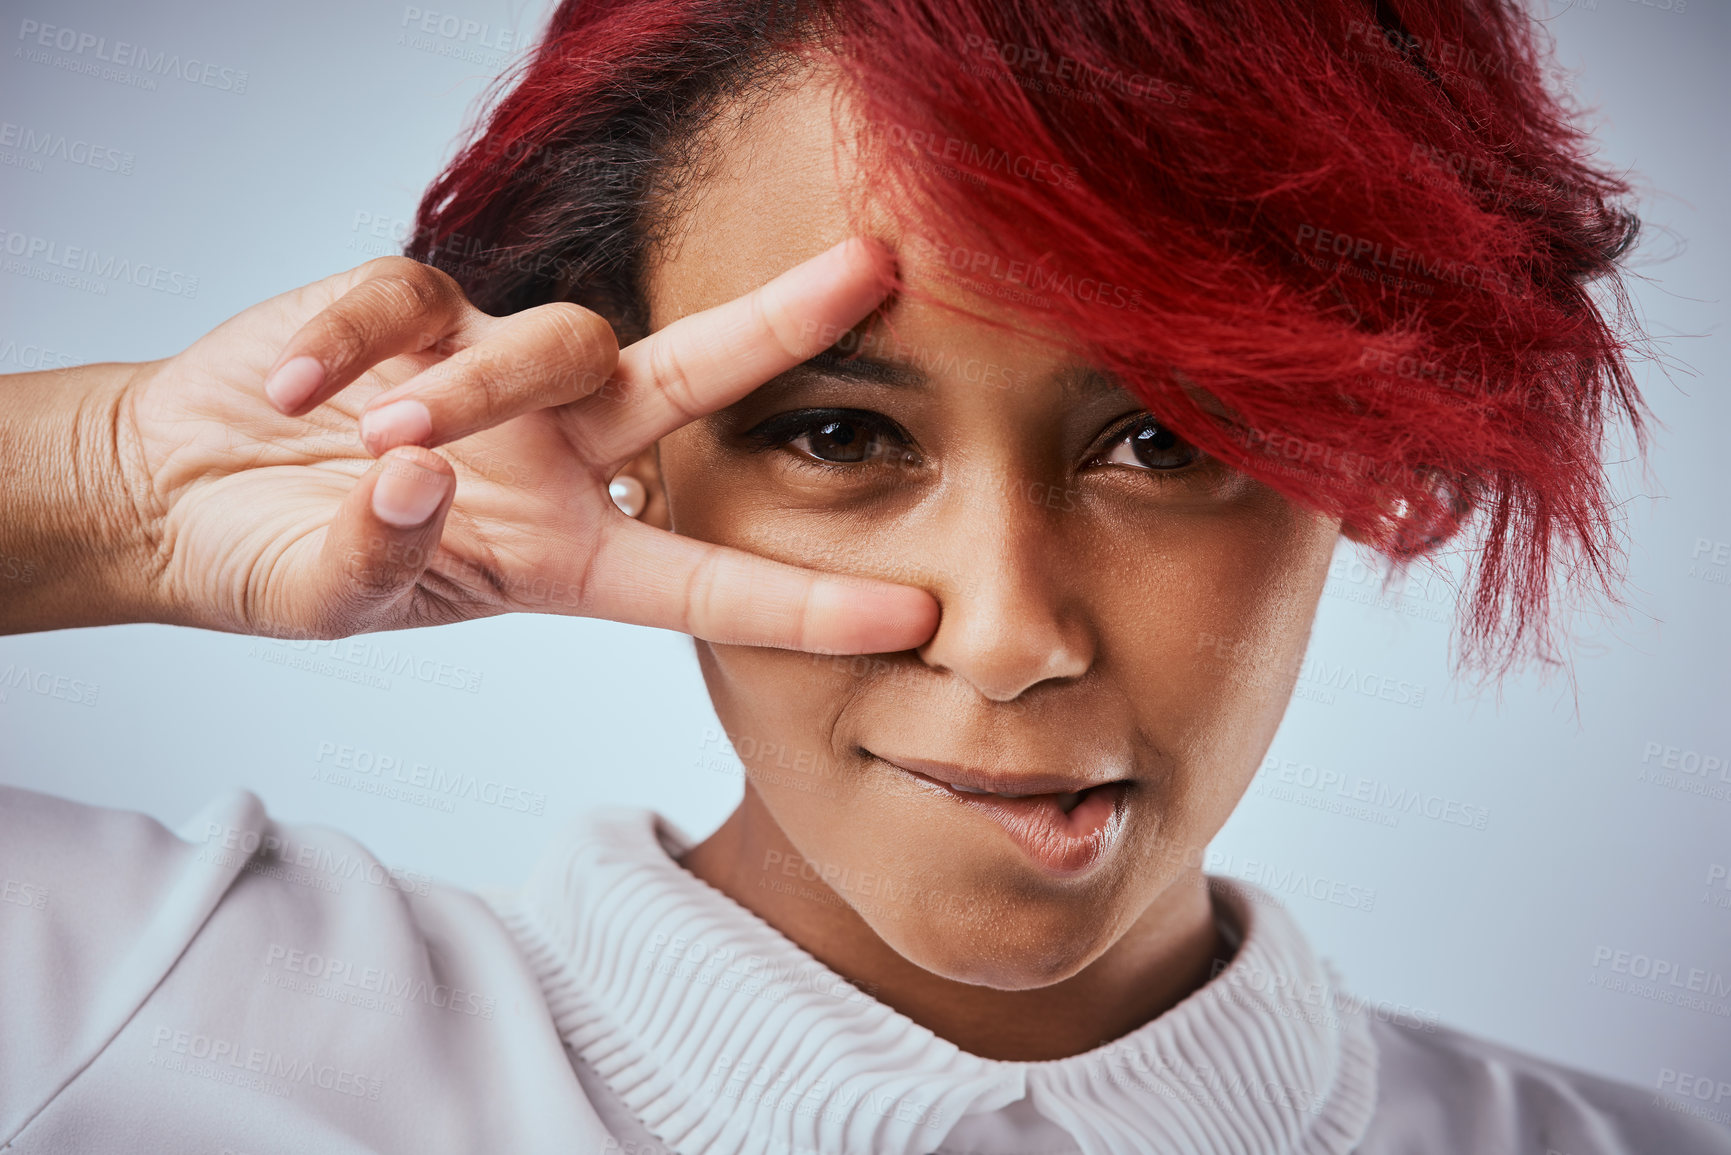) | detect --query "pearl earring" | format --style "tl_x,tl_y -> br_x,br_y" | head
609,475 -> 647,518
